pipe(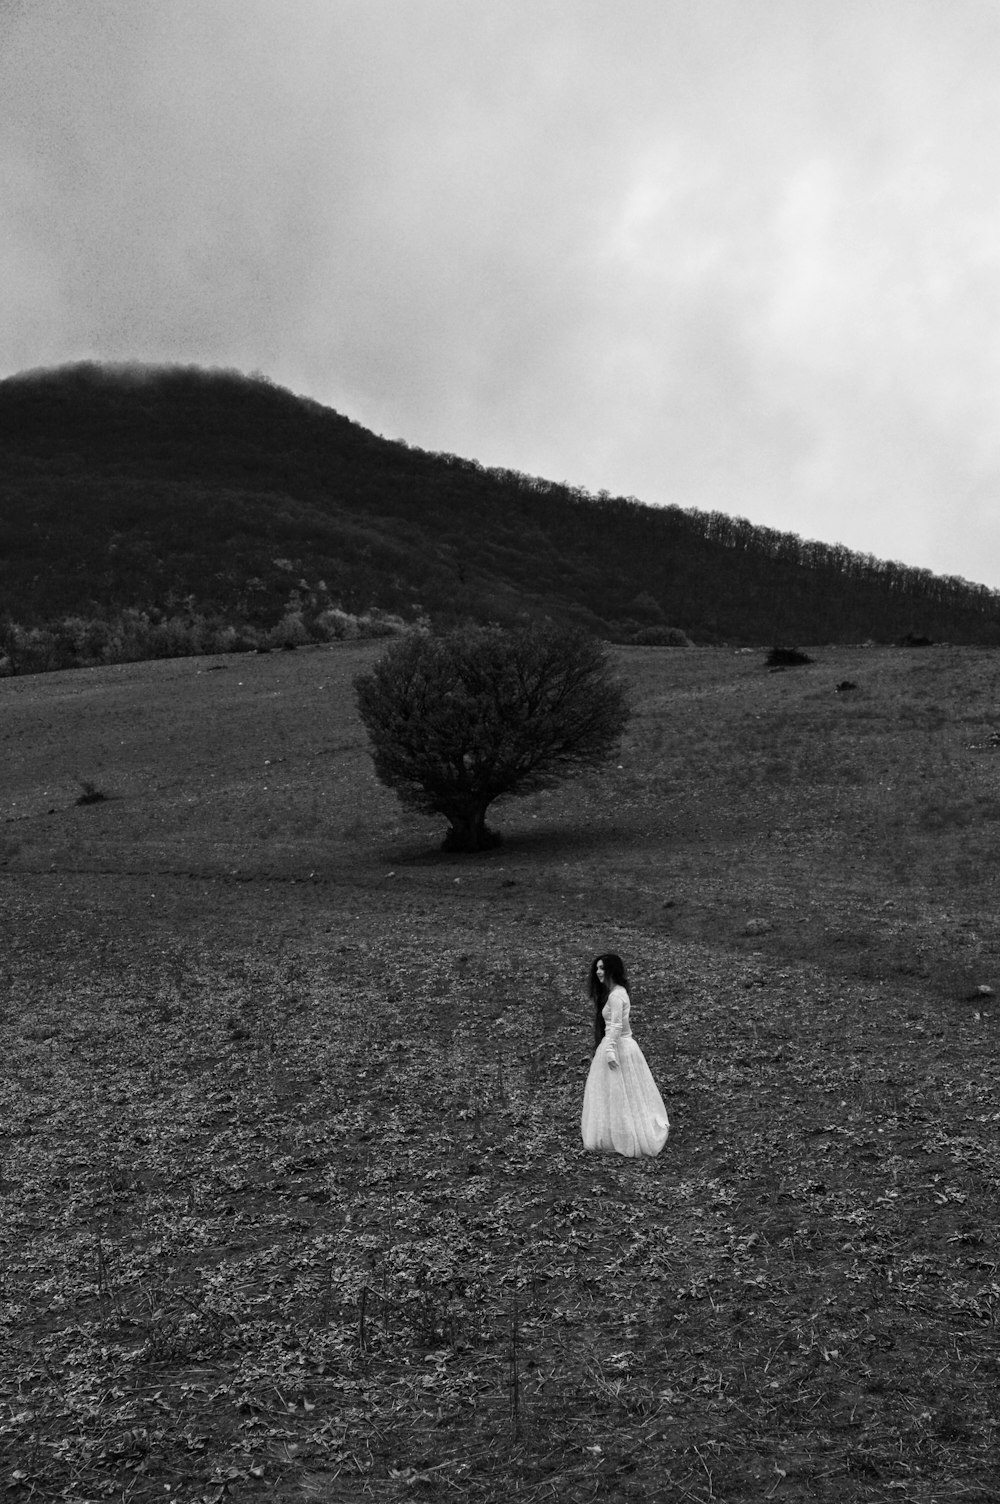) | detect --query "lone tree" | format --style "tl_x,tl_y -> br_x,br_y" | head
354,622 -> 630,852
